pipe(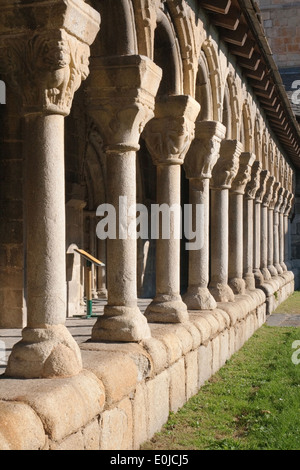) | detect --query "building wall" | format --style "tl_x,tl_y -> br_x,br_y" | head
257,0 -> 300,286
258,0 -> 300,69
